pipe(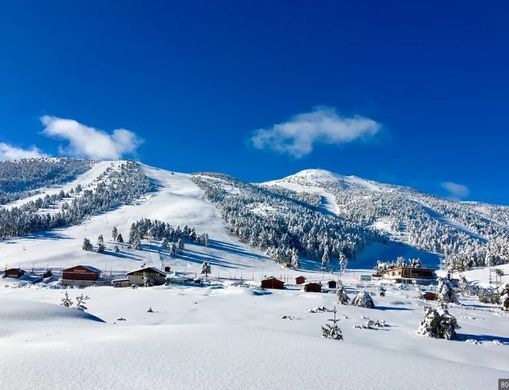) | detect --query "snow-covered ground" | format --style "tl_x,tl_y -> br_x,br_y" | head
0,276 -> 508,390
